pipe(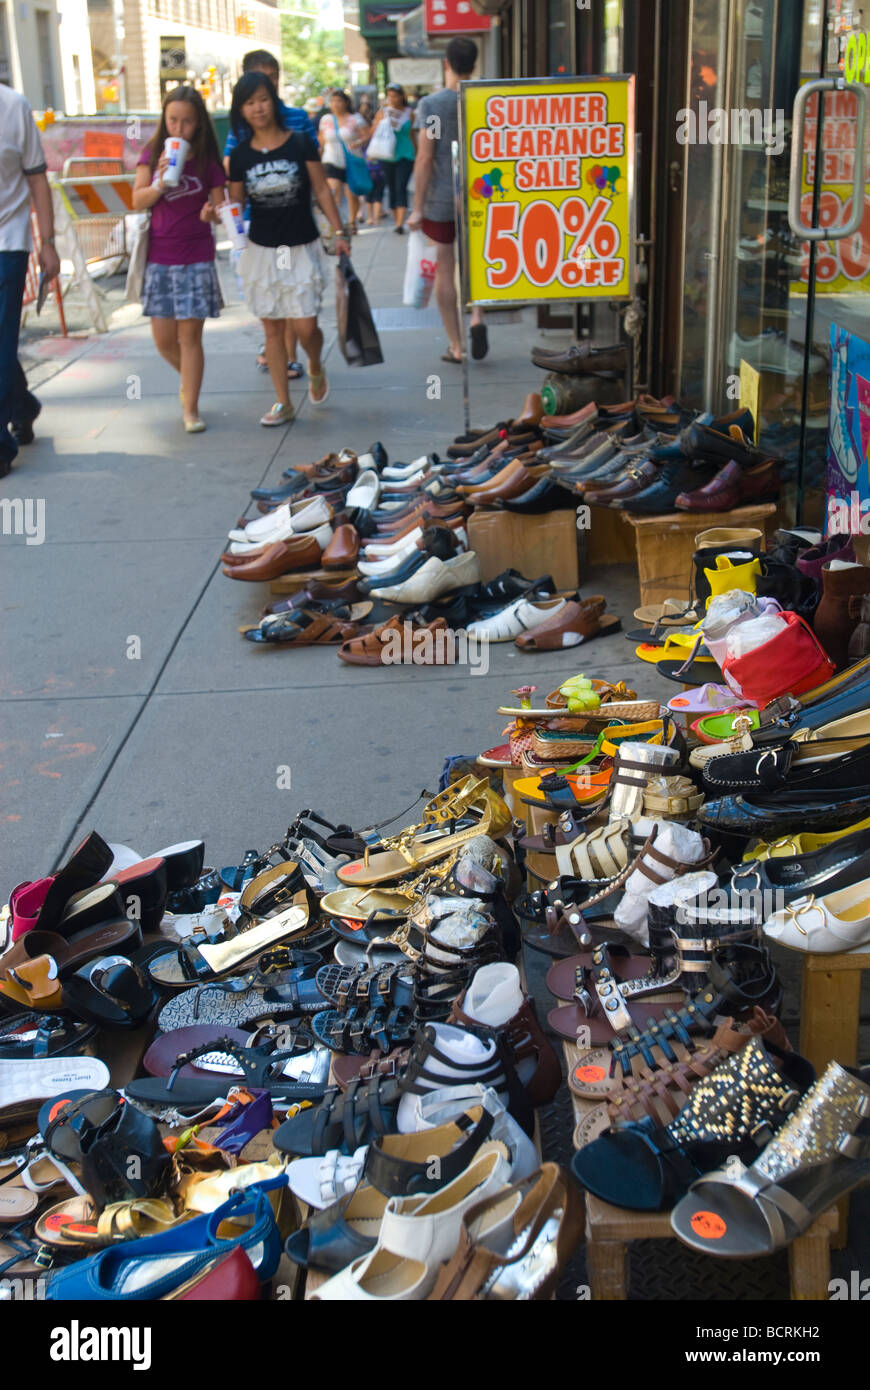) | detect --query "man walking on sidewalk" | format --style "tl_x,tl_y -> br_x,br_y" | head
409,36 -> 487,366
0,84 -> 59,477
